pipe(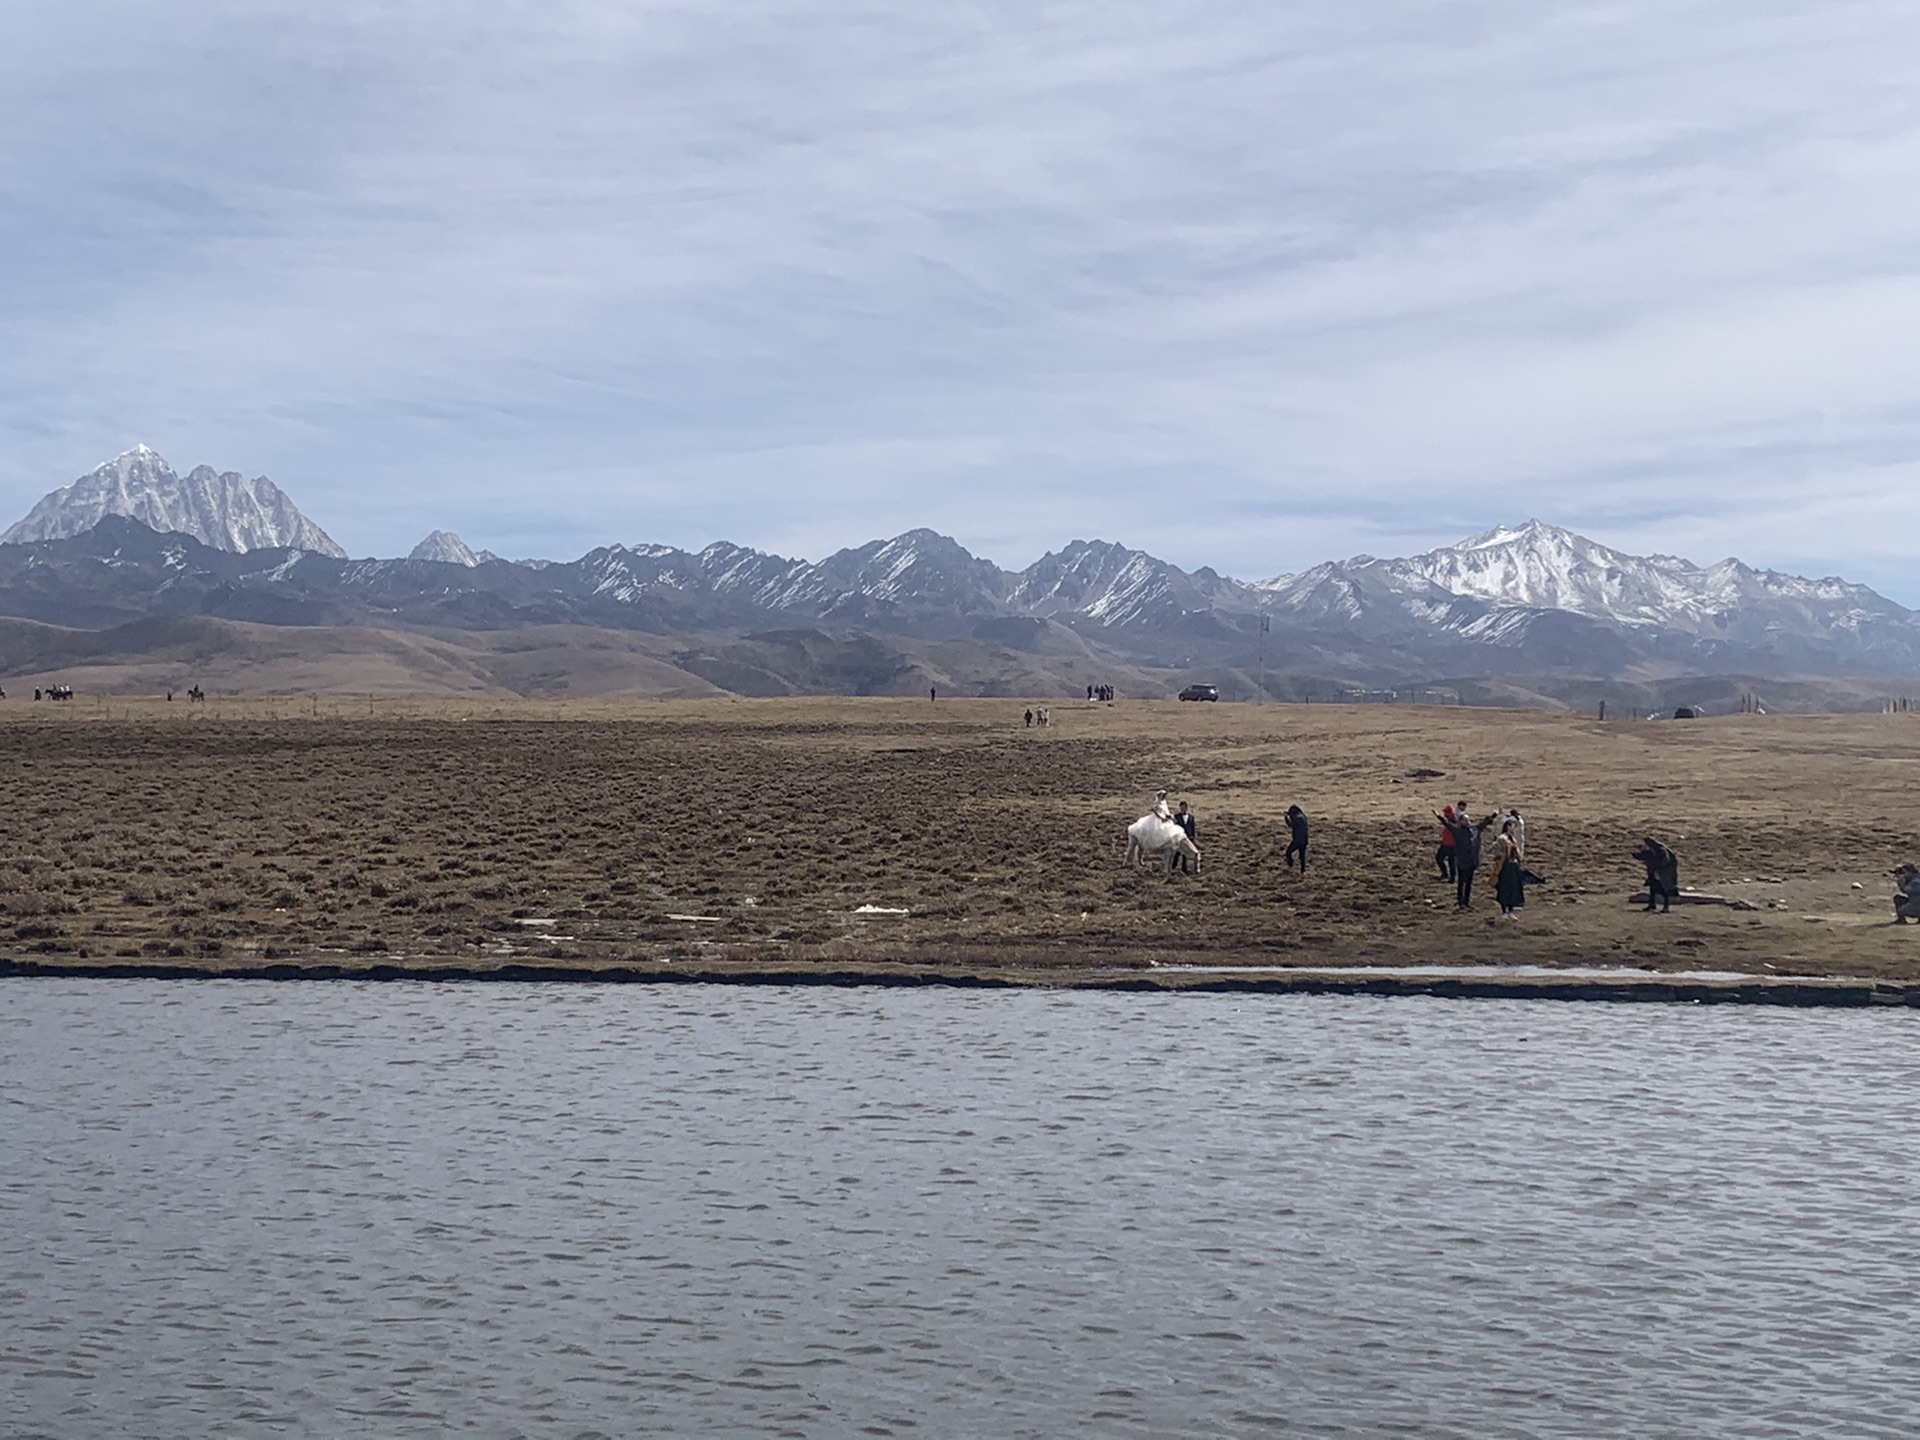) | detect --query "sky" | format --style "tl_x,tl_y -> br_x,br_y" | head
2,1 -> 1918,597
